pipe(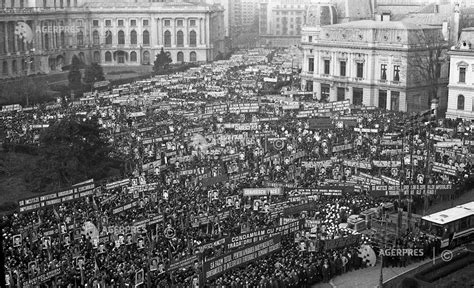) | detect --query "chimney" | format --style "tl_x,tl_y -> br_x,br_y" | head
375,14 -> 382,21
382,12 -> 391,21
434,4 -> 439,13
